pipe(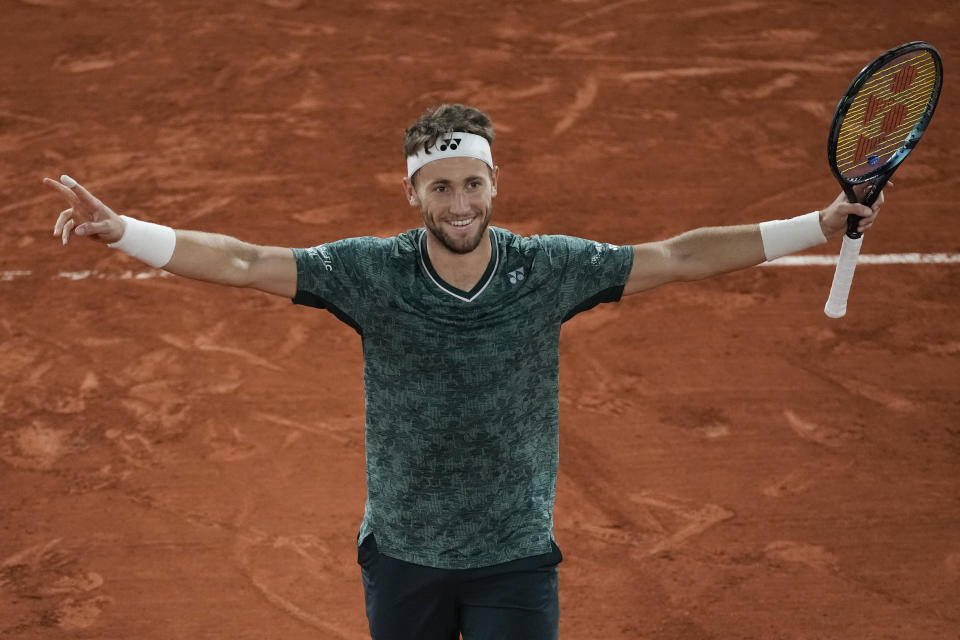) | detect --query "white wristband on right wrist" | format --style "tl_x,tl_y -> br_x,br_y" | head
108,215 -> 177,268
758,211 -> 826,261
